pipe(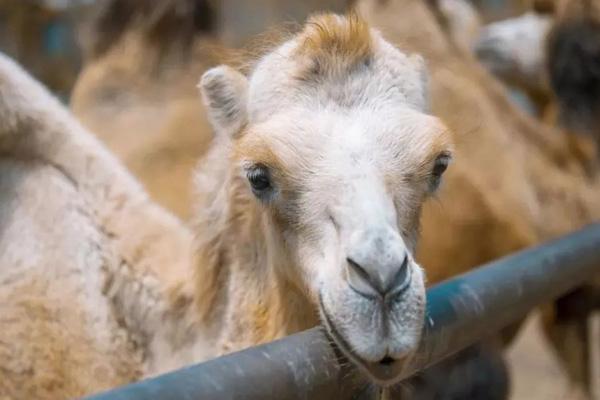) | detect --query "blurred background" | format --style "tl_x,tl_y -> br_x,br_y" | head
0,1 -> 596,399
0,0 -> 532,99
